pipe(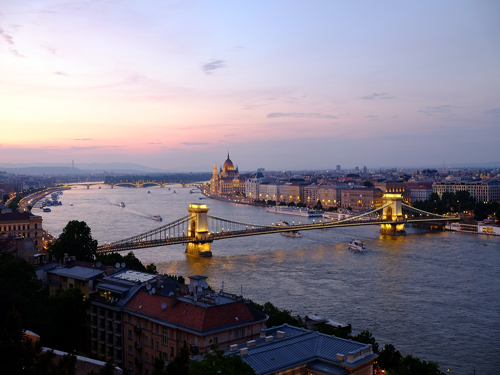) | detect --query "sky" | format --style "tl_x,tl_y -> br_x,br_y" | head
1,0 -> 499,172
